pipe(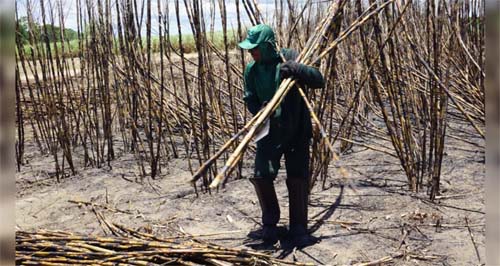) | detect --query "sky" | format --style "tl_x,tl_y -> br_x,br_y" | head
15,0 -> 285,35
